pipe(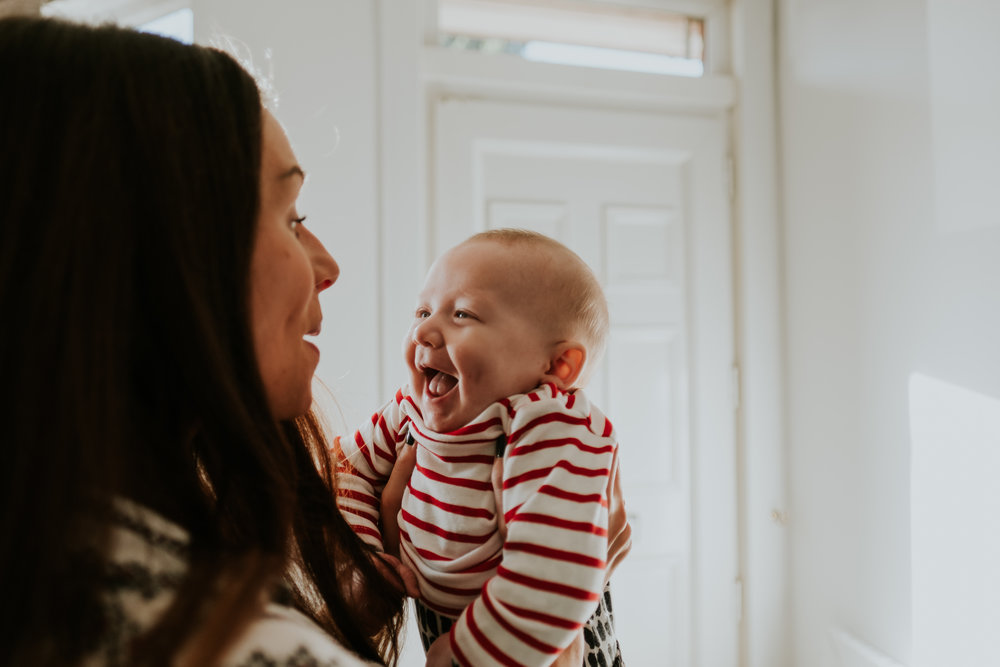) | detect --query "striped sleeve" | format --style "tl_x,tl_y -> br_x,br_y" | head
450,387 -> 616,666
333,388 -> 409,550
